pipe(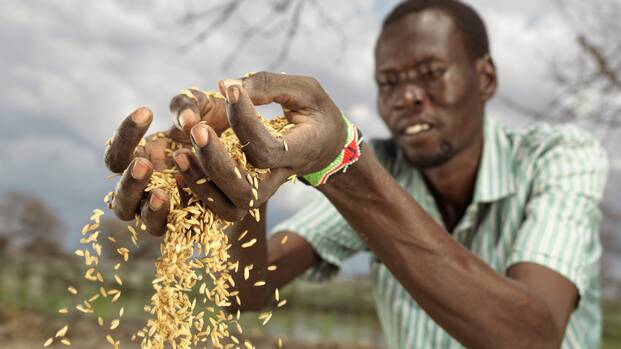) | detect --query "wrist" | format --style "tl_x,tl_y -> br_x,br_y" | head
317,142 -> 376,196
301,115 -> 363,186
